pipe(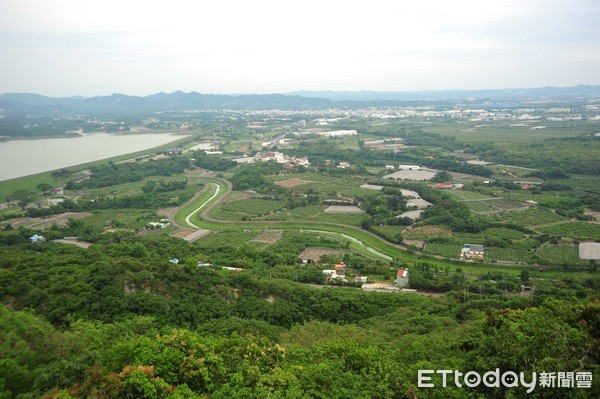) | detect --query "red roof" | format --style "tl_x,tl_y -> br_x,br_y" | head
397,269 -> 408,278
